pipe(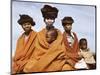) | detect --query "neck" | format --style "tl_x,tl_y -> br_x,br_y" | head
46,25 -> 54,31
65,30 -> 71,36
24,30 -> 32,36
81,48 -> 88,51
